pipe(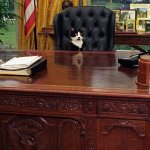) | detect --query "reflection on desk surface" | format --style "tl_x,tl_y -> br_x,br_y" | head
0,75 -> 33,84
0,50 -> 140,93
